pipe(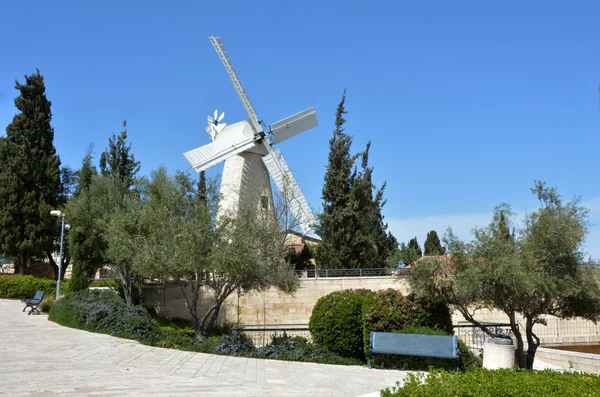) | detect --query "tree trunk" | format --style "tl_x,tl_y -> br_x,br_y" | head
18,252 -> 27,275
117,271 -> 133,306
205,303 -> 222,336
525,315 -> 540,370
179,279 -> 202,339
508,311 -> 526,369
